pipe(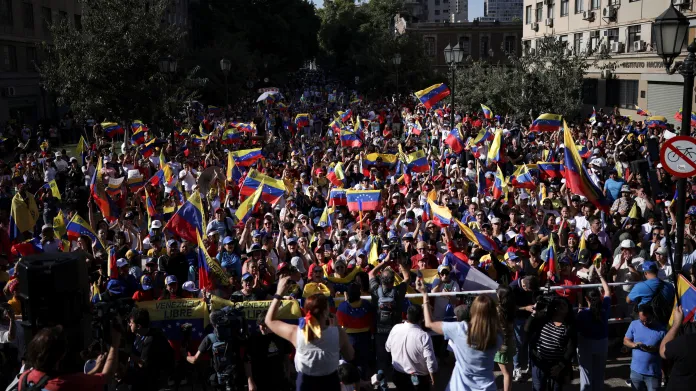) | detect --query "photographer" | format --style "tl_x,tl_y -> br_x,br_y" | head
18,324 -> 120,390
126,308 -> 174,391
525,295 -> 577,391
369,250 -> 410,380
